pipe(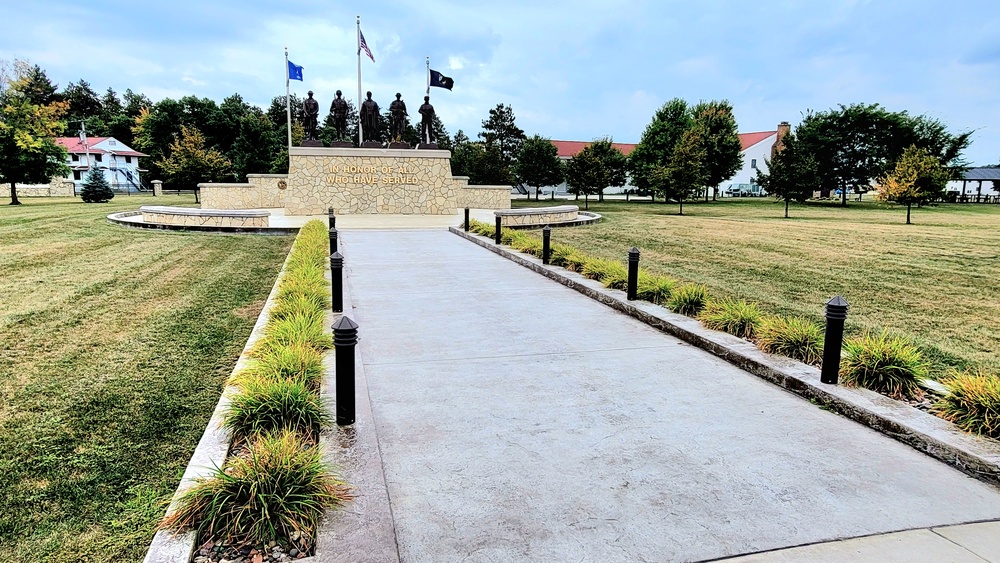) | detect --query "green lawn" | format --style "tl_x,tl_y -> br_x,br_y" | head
515,197 -> 1000,373
0,196 -> 292,560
